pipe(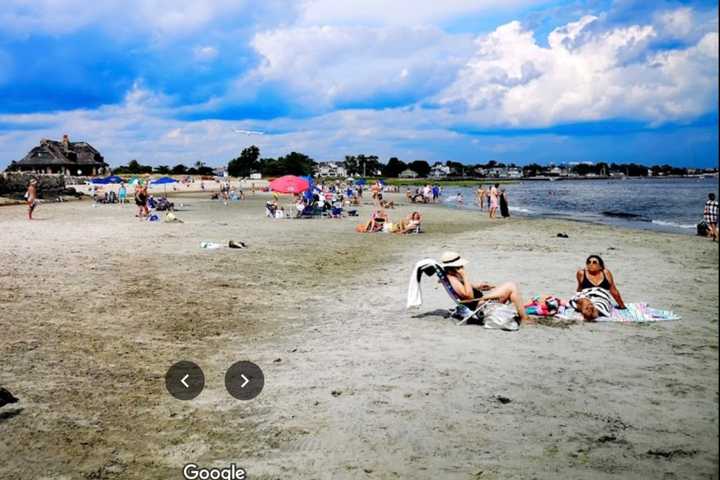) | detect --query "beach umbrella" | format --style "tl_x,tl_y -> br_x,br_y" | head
90,177 -> 110,185
151,176 -> 178,185
269,175 -> 309,194
104,175 -> 124,184
150,176 -> 178,195
354,178 -> 367,185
